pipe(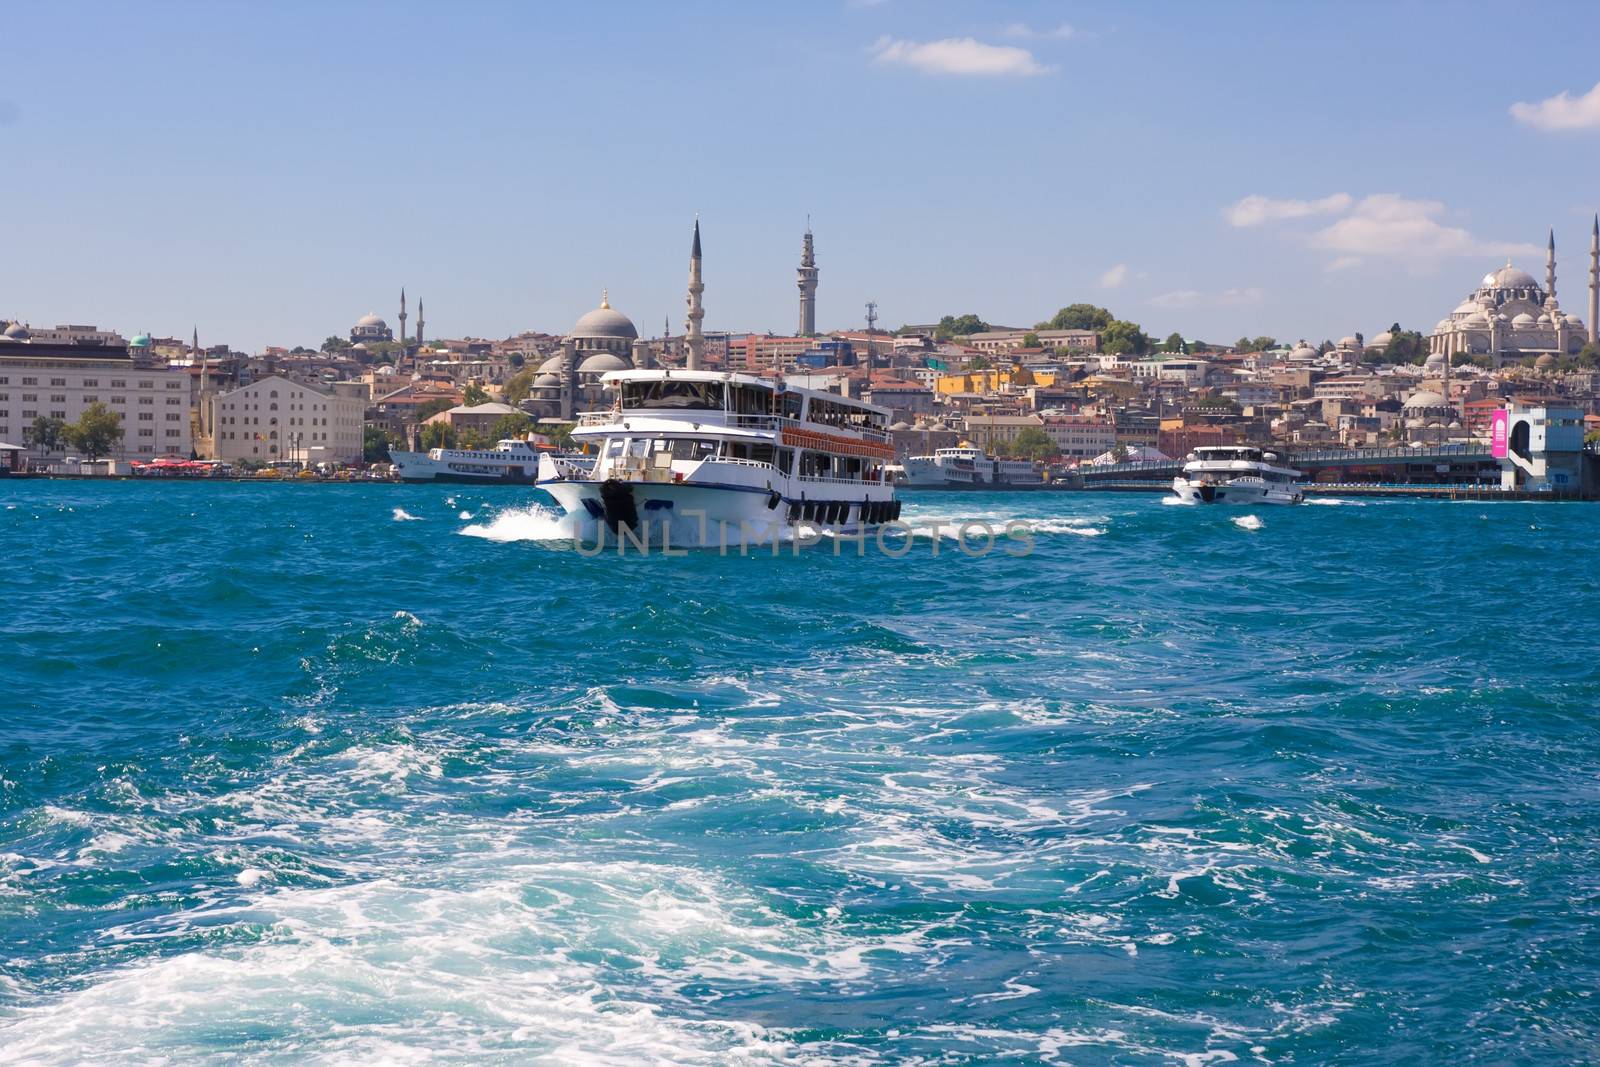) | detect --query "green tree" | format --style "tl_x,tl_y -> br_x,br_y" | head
1575,343 -> 1599,369
64,402 -> 123,460
415,397 -> 455,423
1022,332 -> 1041,349
1233,335 -> 1277,353
363,424 -> 393,464
1010,426 -> 1056,460
1039,304 -> 1114,332
508,352 -> 526,369
463,382 -> 490,406
968,355 -> 993,370
490,413 -> 534,441
546,423 -> 577,450
24,415 -> 67,459
419,422 -> 456,450
1100,319 -> 1150,355
502,369 -> 536,404
934,314 -> 989,340
1163,332 -> 1186,353
320,336 -> 351,354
